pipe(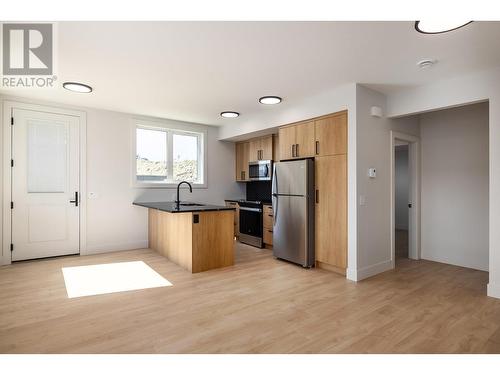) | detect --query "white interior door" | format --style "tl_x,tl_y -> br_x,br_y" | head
11,108 -> 80,261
